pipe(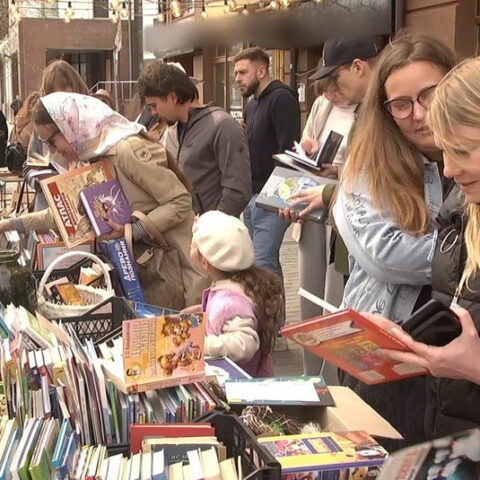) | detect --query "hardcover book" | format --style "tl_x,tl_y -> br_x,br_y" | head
281,309 -> 427,385
258,430 -> 387,475
118,313 -> 206,393
255,166 -> 336,223
224,376 -> 335,406
80,179 -> 132,236
40,160 -> 114,248
99,238 -> 145,303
